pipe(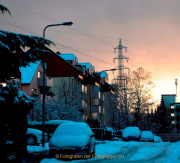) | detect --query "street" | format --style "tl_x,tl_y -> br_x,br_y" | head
93,142 -> 171,163
41,141 -> 179,163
